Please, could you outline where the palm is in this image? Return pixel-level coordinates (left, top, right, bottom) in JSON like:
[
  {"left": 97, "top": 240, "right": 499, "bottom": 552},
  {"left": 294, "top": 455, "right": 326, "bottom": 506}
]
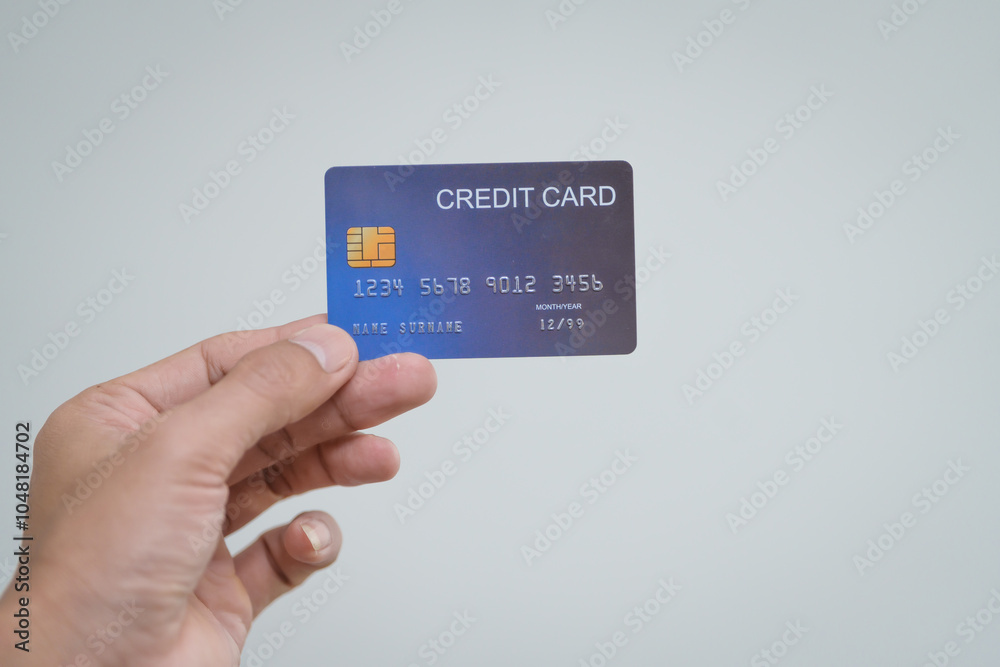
[{"left": 36, "top": 388, "right": 251, "bottom": 664}]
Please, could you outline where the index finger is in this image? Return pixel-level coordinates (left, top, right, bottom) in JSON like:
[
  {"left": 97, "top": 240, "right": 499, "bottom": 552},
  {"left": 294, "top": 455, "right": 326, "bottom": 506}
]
[{"left": 150, "top": 323, "right": 360, "bottom": 480}]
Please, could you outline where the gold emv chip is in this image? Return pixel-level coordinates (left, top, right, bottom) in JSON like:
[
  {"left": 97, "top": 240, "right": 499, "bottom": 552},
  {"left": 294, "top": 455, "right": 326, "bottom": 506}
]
[{"left": 347, "top": 226, "right": 395, "bottom": 268}]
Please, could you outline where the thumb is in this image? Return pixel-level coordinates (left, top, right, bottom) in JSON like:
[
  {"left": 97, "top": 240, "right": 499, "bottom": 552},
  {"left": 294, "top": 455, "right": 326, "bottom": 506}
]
[{"left": 153, "top": 323, "right": 359, "bottom": 481}]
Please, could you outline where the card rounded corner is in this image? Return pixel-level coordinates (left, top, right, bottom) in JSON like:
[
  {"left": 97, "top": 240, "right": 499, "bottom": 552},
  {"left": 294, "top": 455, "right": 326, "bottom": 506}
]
[{"left": 615, "top": 159, "right": 634, "bottom": 177}]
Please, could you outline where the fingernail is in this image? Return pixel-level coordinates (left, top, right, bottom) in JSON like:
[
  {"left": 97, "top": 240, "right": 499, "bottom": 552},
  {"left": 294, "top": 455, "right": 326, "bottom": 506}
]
[
  {"left": 301, "top": 519, "right": 332, "bottom": 552},
  {"left": 289, "top": 325, "right": 354, "bottom": 373}
]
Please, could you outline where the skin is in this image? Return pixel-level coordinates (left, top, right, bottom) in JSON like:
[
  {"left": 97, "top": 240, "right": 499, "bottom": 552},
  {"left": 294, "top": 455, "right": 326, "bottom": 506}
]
[{"left": 0, "top": 315, "right": 437, "bottom": 666}]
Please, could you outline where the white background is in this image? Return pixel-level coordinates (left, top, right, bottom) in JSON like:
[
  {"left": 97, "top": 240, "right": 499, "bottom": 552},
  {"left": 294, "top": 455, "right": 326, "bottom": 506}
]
[{"left": 2, "top": 1, "right": 999, "bottom": 665}]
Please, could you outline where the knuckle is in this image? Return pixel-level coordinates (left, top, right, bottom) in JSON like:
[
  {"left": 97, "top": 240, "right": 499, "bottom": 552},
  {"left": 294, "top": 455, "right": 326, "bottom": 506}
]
[
  {"left": 258, "top": 428, "right": 301, "bottom": 462},
  {"left": 262, "top": 464, "right": 294, "bottom": 499},
  {"left": 200, "top": 331, "right": 249, "bottom": 384},
  {"left": 331, "top": 395, "right": 361, "bottom": 434}
]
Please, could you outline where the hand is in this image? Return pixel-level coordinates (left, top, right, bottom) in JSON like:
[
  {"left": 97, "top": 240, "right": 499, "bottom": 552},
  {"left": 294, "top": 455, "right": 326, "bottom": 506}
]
[{"left": 1, "top": 315, "right": 436, "bottom": 666}]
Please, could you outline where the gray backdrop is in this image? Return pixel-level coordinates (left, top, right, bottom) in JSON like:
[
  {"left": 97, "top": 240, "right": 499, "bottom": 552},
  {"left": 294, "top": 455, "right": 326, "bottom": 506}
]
[{"left": 2, "top": 1, "right": 999, "bottom": 665}]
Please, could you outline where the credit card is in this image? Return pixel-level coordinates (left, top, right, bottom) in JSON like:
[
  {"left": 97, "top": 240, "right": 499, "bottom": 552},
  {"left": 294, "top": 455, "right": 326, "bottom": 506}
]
[{"left": 325, "top": 160, "right": 636, "bottom": 360}]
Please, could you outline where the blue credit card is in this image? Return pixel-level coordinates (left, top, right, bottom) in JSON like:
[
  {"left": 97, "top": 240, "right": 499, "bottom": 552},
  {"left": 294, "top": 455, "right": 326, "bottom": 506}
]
[{"left": 325, "top": 161, "right": 636, "bottom": 360}]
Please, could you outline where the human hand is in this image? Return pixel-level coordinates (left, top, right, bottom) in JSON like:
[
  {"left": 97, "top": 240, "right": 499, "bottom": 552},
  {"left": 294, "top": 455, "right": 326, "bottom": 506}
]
[{"left": 1, "top": 315, "right": 436, "bottom": 666}]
